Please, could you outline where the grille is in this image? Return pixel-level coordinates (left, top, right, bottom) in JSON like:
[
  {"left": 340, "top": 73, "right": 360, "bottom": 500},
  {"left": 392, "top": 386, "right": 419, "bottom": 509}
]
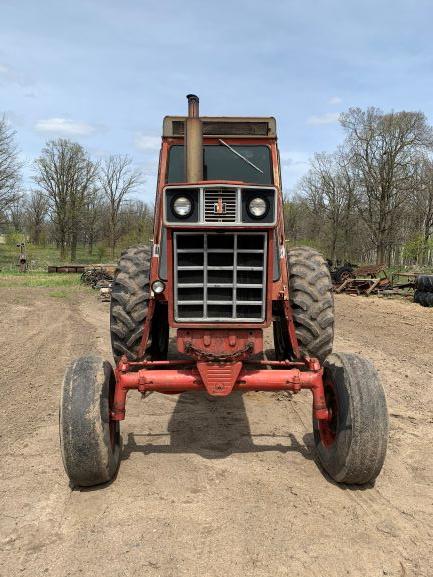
[
  {"left": 174, "top": 232, "right": 266, "bottom": 322},
  {"left": 204, "top": 188, "right": 237, "bottom": 223}
]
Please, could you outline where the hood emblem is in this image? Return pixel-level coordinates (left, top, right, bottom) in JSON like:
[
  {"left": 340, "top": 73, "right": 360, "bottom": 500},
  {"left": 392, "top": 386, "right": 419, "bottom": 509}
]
[{"left": 214, "top": 197, "right": 226, "bottom": 214}]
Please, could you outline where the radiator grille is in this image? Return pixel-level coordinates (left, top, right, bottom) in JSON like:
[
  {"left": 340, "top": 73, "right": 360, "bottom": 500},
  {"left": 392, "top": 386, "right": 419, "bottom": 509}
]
[
  {"left": 204, "top": 188, "right": 237, "bottom": 223},
  {"left": 174, "top": 232, "right": 266, "bottom": 322}
]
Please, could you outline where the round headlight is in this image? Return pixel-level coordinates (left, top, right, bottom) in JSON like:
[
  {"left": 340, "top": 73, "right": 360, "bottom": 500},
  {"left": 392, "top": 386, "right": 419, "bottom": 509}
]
[
  {"left": 172, "top": 195, "right": 192, "bottom": 217},
  {"left": 152, "top": 280, "right": 165, "bottom": 294},
  {"left": 248, "top": 197, "right": 267, "bottom": 218}
]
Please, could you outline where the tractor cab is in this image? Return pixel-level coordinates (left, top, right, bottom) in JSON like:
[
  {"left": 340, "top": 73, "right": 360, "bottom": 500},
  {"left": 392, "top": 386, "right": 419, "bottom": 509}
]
[{"left": 154, "top": 95, "right": 283, "bottom": 329}]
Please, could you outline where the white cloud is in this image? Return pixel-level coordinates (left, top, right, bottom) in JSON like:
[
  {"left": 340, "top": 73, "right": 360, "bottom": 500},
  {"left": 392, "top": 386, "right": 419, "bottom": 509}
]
[
  {"left": 307, "top": 112, "right": 340, "bottom": 126},
  {"left": 279, "top": 150, "right": 310, "bottom": 188},
  {"left": 134, "top": 133, "right": 161, "bottom": 151},
  {"left": 328, "top": 96, "right": 342, "bottom": 105},
  {"left": 0, "top": 64, "right": 9, "bottom": 74},
  {"left": 34, "top": 117, "right": 97, "bottom": 136},
  {"left": 279, "top": 150, "right": 309, "bottom": 167}
]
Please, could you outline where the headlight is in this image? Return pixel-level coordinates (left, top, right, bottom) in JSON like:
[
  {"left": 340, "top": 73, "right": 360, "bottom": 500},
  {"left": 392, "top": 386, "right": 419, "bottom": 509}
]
[
  {"left": 247, "top": 197, "right": 267, "bottom": 218},
  {"left": 151, "top": 280, "right": 165, "bottom": 294},
  {"left": 172, "top": 195, "right": 192, "bottom": 217}
]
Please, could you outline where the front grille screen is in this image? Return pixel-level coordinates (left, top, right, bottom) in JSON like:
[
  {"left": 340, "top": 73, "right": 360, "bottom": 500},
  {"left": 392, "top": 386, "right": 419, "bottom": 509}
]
[{"left": 174, "top": 232, "right": 266, "bottom": 322}]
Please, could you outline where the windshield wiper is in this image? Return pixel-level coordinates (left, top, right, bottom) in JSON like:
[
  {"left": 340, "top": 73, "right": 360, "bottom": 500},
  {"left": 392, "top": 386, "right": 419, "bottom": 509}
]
[{"left": 218, "top": 139, "right": 264, "bottom": 174}]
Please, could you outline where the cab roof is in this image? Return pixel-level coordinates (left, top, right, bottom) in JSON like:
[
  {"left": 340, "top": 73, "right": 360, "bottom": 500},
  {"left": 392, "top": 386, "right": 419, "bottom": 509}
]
[{"left": 163, "top": 116, "right": 277, "bottom": 139}]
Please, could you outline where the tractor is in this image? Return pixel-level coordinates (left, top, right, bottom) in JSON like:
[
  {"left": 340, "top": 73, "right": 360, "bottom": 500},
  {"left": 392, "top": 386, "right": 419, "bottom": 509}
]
[{"left": 60, "top": 95, "right": 388, "bottom": 487}]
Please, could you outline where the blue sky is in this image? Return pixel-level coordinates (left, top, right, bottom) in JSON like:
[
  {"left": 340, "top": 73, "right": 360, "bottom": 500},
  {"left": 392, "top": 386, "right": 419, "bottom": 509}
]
[{"left": 1, "top": 0, "right": 433, "bottom": 202}]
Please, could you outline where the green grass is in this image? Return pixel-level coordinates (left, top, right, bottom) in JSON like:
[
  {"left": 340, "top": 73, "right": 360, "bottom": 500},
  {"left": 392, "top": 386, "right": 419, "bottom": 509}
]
[
  {"left": 0, "top": 271, "right": 83, "bottom": 288},
  {"left": 48, "top": 289, "right": 69, "bottom": 298},
  {"left": 0, "top": 243, "right": 117, "bottom": 272}
]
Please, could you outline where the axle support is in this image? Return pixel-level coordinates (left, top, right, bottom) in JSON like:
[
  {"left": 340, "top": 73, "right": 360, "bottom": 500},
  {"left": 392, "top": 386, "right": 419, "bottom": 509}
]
[{"left": 113, "top": 364, "right": 328, "bottom": 422}]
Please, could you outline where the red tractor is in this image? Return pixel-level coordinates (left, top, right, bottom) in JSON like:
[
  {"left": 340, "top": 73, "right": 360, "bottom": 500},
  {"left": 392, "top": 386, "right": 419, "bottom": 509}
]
[{"left": 60, "top": 95, "right": 388, "bottom": 487}]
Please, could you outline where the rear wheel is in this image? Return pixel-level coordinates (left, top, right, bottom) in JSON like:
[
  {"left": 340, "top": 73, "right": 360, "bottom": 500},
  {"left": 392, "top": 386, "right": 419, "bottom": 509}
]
[
  {"left": 59, "top": 355, "right": 120, "bottom": 487},
  {"left": 333, "top": 265, "right": 354, "bottom": 285},
  {"left": 286, "top": 246, "right": 334, "bottom": 363},
  {"left": 313, "top": 352, "right": 388, "bottom": 484},
  {"left": 110, "top": 245, "right": 169, "bottom": 363}
]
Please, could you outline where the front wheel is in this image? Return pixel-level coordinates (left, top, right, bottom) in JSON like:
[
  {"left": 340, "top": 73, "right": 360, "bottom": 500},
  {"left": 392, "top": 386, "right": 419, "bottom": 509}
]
[
  {"left": 59, "top": 356, "right": 121, "bottom": 487},
  {"left": 313, "top": 352, "right": 388, "bottom": 485}
]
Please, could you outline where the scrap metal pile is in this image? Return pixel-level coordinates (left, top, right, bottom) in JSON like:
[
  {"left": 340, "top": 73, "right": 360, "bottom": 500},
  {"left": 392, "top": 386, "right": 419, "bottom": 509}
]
[
  {"left": 333, "top": 265, "right": 433, "bottom": 306},
  {"left": 334, "top": 264, "right": 392, "bottom": 296}
]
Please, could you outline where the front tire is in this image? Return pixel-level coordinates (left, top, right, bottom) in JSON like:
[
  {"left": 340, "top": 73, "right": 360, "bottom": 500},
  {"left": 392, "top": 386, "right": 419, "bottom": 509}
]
[
  {"left": 313, "top": 352, "right": 388, "bottom": 485},
  {"left": 59, "top": 355, "right": 121, "bottom": 487}
]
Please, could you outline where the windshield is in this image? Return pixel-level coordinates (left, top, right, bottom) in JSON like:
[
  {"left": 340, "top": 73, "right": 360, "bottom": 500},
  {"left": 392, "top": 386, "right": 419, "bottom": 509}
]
[{"left": 167, "top": 145, "right": 273, "bottom": 184}]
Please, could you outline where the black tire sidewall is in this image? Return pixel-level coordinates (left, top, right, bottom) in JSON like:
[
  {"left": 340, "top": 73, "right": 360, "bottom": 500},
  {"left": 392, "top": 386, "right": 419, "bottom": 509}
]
[
  {"left": 60, "top": 356, "right": 120, "bottom": 487},
  {"left": 313, "top": 352, "right": 388, "bottom": 484}
]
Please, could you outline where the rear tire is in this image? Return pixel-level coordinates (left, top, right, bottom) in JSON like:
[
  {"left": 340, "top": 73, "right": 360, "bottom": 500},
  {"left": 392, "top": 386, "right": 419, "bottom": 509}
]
[
  {"left": 313, "top": 352, "right": 388, "bottom": 485},
  {"left": 59, "top": 355, "right": 120, "bottom": 487},
  {"left": 287, "top": 246, "right": 334, "bottom": 363},
  {"left": 416, "top": 274, "right": 433, "bottom": 292},
  {"left": 414, "top": 290, "right": 433, "bottom": 307},
  {"left": 110, "top": 245, "right": 169, "bottom": 363}
]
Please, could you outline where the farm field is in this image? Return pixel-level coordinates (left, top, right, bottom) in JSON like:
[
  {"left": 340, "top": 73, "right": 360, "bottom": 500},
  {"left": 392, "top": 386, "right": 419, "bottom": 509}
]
[{"left": 0, "top": 287, "right": 432, "bottom": 577}]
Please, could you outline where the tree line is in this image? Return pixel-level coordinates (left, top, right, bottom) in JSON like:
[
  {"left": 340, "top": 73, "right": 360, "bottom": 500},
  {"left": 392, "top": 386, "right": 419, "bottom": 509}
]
[
  {"left": 0, "top": 118, "right": 154, "bottom": 262},
  {"left": 2, "top": 107, "right": 433, "bottom": 267},
  {"left": 285, "top": 107, "right": 433, "bottom": 267}
]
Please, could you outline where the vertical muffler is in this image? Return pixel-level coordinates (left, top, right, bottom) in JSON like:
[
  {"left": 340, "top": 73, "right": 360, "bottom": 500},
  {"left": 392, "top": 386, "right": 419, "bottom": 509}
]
[{"left": 185, "top": 94, "right": 203, "bottom": 182}]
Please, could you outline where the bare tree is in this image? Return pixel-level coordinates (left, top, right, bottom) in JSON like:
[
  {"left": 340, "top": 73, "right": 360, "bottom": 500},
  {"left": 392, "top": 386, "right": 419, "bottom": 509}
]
[
  {"left": 82, "top": 188, "right": 103, "bottom": 255},
  {"left": 299, "top": 152, "right": 350, "bottom": 261},
  {"left": 26, "top": 190, "right": 49, "bottom": 245},
  {"left": 8, "top": 196, "right": 26, "bottom": 232},
  {"left": 99, "top": 155, "right": 142, "bottom": 257},
  {"left": 68, "top": 156, "right": 98, "bottom": 261},
  {"left": 408, "top": 156, "right": 433, "bottom": 265},
  {"left": 0, "top": 115, "right": 21, "bottom": 224},
  {"left": 34, "top": 139, "right": 97, "bottom": 260},
  {"left": 283, "top": 192, "right": 315, "bottom": 246},
  {"left": 340, "top": 107, "right": 433, "bottom": 263},
  {"left": 118, "top": 199, "right": 154, "bottom": 246}
]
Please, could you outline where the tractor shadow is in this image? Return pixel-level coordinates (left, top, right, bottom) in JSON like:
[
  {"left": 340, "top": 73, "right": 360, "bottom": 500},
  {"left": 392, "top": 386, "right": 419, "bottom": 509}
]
[{"left": 121, "top": 391, "right": 314, "bottom": 461}]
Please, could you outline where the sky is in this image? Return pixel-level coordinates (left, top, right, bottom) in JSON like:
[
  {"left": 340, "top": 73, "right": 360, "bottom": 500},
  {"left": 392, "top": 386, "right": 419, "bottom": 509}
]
[{"left": 1, "top": 0, "right": 433, "bottom": 202}]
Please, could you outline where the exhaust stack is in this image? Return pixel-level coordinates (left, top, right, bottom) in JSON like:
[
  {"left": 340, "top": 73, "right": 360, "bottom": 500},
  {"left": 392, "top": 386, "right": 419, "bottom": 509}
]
[{"left": 185, "top": 94, "right": 203, "bottom": 182}]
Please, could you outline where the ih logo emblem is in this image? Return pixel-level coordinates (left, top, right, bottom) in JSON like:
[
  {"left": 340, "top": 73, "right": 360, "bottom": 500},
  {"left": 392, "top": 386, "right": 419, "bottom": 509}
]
[{"left": 214, "top": 197, "right": 226, "bottom": 214}]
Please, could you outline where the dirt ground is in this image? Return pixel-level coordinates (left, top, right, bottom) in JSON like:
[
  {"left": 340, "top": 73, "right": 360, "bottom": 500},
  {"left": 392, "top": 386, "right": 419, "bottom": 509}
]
[{"left": 1, "top": 288, "right": 432, "bottom": 577}]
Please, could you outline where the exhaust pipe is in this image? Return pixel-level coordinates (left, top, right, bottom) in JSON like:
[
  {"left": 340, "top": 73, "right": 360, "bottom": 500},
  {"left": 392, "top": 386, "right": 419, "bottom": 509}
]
[{"left": 185, "top": 94, "right": 203, "bottom": 182}]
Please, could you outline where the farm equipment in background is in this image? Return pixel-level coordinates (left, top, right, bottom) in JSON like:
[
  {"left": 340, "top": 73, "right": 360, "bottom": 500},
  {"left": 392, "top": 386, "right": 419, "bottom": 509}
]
[
  {"left": 59, "top": 95, "right": 388, "bottom": 488},
  {"left": 334, "top": 264, "right": 391, "bottom": 296},
  {"left": 326, "top": 260, "right": 357, "bottom": 285},
  {"left": 334, "top": 266, "right": 433, "bottom": 302}
]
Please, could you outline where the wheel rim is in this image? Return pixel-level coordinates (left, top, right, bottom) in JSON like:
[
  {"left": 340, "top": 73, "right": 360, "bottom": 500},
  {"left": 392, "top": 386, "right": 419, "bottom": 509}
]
[{"left": 318, "top": 377, "right": 339, "bottom": 447}]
